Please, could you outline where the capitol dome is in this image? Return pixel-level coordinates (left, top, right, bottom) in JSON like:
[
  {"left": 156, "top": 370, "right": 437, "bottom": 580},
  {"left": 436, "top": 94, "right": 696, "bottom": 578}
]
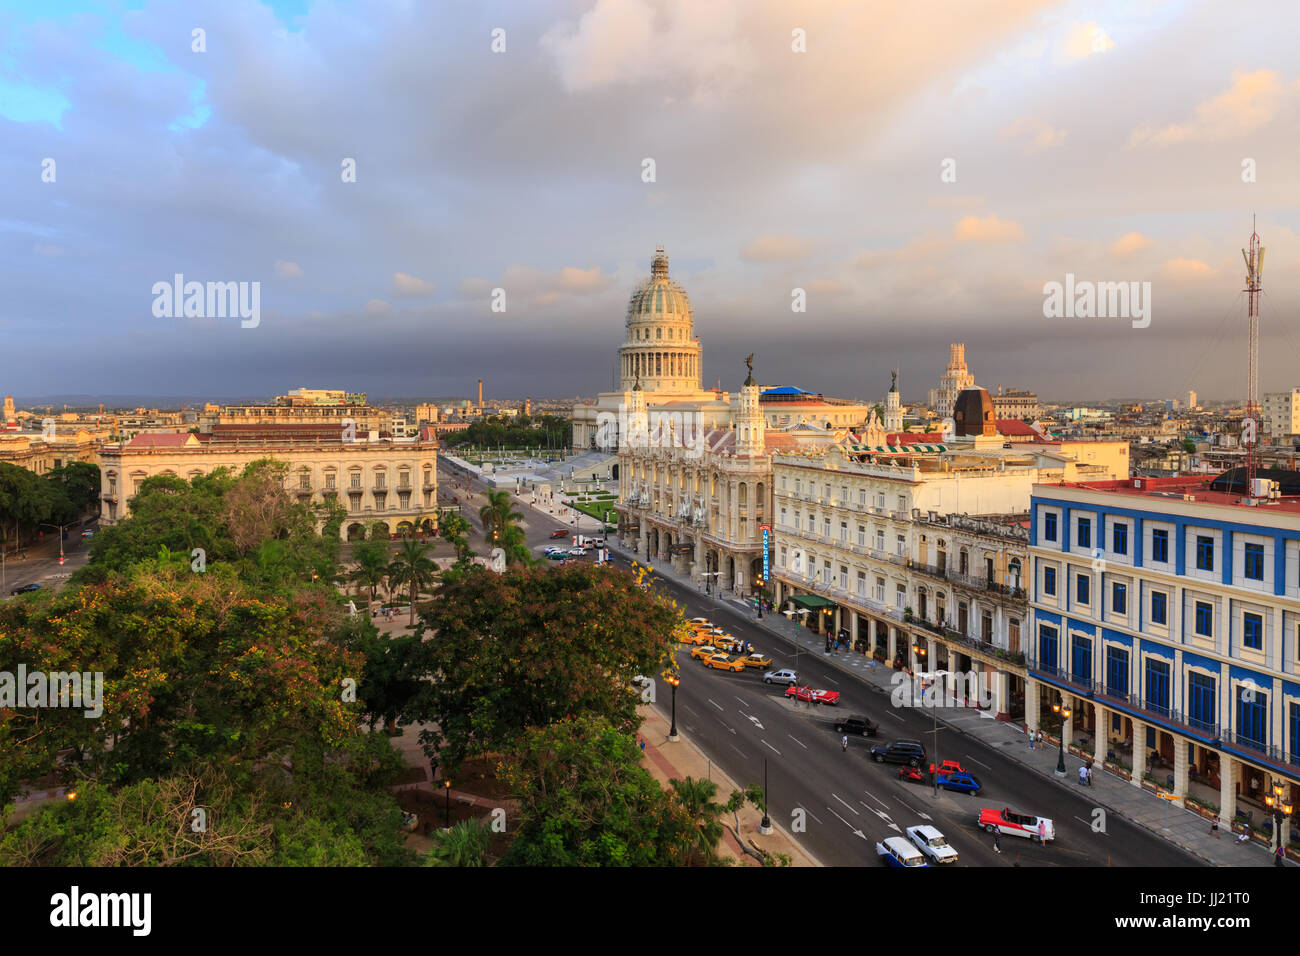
[
  {"left": 618, "top": 246, "right": 702, "bottom": 394},
  {"left": 626, "top": 247, "right": 693, "bottom": 325}
]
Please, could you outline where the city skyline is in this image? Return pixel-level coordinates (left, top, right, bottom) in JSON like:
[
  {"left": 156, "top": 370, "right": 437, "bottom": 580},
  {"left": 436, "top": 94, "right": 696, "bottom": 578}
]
[{"left": 3, "top": 1, "right": 1299, "bottom": 401}]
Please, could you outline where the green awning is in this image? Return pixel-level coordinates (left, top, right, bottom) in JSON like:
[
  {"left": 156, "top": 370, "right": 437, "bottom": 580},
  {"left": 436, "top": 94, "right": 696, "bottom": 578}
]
[{"left": 790, "top": 594, "right": 836, "bottom": 610}]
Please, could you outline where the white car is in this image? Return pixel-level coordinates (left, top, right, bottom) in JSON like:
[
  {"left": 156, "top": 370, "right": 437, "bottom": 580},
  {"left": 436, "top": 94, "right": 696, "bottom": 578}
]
[
  {"left": 568, "top": 547, "right": 588, "bottom": 556},
  {"left": 875, "top": 835, "right": 928, "bottom": 868},
  {"left": 906, "top": 825, "right": 958, "bottom": 864},
  {"left": 763, "top": 668, "right": 798, "bottom": 686}
]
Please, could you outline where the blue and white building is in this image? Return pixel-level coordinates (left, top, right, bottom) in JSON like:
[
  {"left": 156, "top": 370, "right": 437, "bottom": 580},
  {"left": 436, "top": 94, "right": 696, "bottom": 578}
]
[{"left": 1028, "top": 474, "right": 1300, "bottom": 839}]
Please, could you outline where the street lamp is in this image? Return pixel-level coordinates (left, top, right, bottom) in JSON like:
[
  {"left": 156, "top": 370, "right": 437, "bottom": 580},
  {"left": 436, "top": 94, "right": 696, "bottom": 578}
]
[
  {"left": 38, "top": 522, "right": 70, "bottom": 566},
  {"left": 443, "top": 779, "right": 452, "bottom": 830},
  {"left": 759, "top": 757, "right": 773, "bottom": 835},
  {"left": 1264, "top": 780, "right": 1294, "bottom": 866},
  {"left": 665, "top": 672, "right": 680, "bottom": 742},
  {"left": 1052, "top": 697, "right": 1072, "bottom": 777}
]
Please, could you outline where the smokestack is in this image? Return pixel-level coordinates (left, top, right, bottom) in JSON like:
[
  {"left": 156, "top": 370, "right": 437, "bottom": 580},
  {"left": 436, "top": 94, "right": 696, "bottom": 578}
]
[{"left": 477, "top": 379, "right": 483, "bottom": 411}]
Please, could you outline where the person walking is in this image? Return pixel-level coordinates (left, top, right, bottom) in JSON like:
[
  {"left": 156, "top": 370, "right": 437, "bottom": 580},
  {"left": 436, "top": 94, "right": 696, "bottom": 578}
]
[
  {"left": 1087, "top": 765, "right": 1094, "bottom": 787},
  {"left": 841, "top": 735, "right": 849, "bottom": 753},
  {"left": 993, "top": 830, "right": 1002, "bottom": 854},
  {"left": 1037, "top": 730, "right": 1044, "bottom": 750},
  {"left": 1028, "top": 730, "right": 1036, "bottom": 752},
  {"left": 1211, "top": 818, "right": 1219, "bottom": 838}
]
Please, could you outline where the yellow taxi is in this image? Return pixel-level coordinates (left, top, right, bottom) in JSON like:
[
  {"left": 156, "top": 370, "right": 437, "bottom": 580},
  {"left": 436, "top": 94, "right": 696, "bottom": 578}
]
[
  {"left": 689, "top": 644, "right": 719, "bottom": 661},
  {"left": 679, "top": 629, "right": 715, "bottom": 646},
  {"left": 737, "top": 653, "right": 773, "bottom": 669},
  {"left": 713, "top": 636, "right": 744, "bottom": 654},
  {"left": 687, "top": 617, "right": 714, "bottom": 629},
  {"left": 702, "top": 654, "right": 746, "bottom": 673}
]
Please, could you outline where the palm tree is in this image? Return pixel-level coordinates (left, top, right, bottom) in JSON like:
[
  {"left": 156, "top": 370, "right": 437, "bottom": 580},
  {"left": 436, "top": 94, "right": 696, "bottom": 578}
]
[
  {"left": 669, "top": 776, "right": 726, "bottom": 865},
  {"left": 350, "top": 539, "right": 389, "bottom": 612},
  {"left": 387, "top": 538, "right": 437, "bottom": 626},
  {"left": 479, "top": 490, "right": 531, "bottom": 565},
  {"left": 423, "top": 819, "right": 494, "bottom": 867}
]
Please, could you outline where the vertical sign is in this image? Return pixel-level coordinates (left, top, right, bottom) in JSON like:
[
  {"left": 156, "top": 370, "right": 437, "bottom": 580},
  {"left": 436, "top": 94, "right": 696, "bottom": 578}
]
[{"left": 760, "top": 525, "right": 771, "bottom": 583}]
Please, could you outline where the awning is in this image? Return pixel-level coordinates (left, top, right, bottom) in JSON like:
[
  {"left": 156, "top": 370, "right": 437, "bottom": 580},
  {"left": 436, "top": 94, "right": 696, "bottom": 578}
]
[
  {"left": 790, "top": 594, "right": 836, "bottom": 610},
  {"left": 847, "top": 444, "right": 947, "bottom": 454}
]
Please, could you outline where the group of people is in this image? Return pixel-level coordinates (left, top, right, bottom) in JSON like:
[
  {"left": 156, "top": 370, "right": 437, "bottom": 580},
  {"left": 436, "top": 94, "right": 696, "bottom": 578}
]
[
  {"left": 1078, "top": 762, "right": 1095, "bottom": 786},
  {"left": 372, "top": 606, "right": 398, "bottom": 621},
  {"left": 1027, "top": 730, "right": 1045, "bottom": 750}
]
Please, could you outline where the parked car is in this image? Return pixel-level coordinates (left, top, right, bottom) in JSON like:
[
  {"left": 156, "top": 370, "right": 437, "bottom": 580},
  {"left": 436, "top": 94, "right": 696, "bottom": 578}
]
[
  {"left": 930, "top": 759, "right": 967, "bottom": 776},
  {"left": 549, "top": 529, "right": 570, "bottom": 539},
  {"left": 978, "top": 807, "right": 1055, "bottom": 843},
  {"left": 80, "top": 529, "right": 95, "bottom": 538},
  {"left": 870, "top": 740, "right": 927, "bottom": 767},
  {"left": 875, "top": 835, "right": 928, "bottom": 868},
  {"left": 702, "top": 654, "right": 746, "bottom": 673},
  {"left": 834, "top": 714, "right": 879, "bottom": 737},
  {"left": 10, "top": 583, "right": 42, "bottom": 596},
  {"left": 679, "top": 630, "right": 714, "bottom": 646},
  {"left": 712, "top": 636, "right": 744, "bottom": 654},
  {"left": 937, "top": 770, "right": 982, "bottom": 794},
  {"left": 687, "top": 617, "right": 713, "bottom": 628},
  {"left": 763, "top": 669, "right": 799, "bottom": 686},
  {"left": 737, "top": 653, "right": 773, "bottom": 669},
  {"left": 784, "top": 685, "right": 840, "bottom": 706},
  {"left": 545, "top": 549, "right": 567, "bottom": 560},
  {"left": 906, "top": 825, "right": 958, "bottom": 864},
  {"left": 689, "top": 645, "right": 719, "bottom": 661}
]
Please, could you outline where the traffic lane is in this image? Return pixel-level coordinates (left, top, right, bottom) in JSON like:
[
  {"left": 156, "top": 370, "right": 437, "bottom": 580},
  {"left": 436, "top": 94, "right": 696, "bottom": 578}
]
[
  {"left": 648, "top": 569, "right": 1201, "bottom": 866},
  {"left": 666, "top": 649, "right": 1061, "bottom": 867}
]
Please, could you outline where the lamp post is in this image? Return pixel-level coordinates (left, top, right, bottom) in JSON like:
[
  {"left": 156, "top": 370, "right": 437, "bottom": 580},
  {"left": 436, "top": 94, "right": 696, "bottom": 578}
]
[
  {"left": 38, "top": 522, "right": 70, "bottom": 566},
  {"left": 443, "top": 779, "right": 452, "bottom": 830},
  {"left": 1052, "top": 697, "right": 1072, "bottom": 777},
  {"left": 665, "top": 672, "right": 680, "bottom": 742},
  {"left": 759, "top": 757, "right": 773, "bottom": 834},
  {"left": 1264, "top": 780, "right": 1294, "bottom": 866}
]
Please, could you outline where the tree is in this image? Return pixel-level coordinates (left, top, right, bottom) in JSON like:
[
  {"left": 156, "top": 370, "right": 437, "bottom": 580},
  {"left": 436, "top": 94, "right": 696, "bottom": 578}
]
[
  {"left": 498, "top": 715, "right": 696, "bottom": 866},
  {"left": 1182, "top": 437, "right": 1197, "bottom": 454},
  {"left": 46, "top": 462, "right": 100, "bottom": 518},
  {"left": 478, "top": 489, "right": 526, "bottom": 561},
  {"left": 387, "top": 538, "right": 437, "bottom": 626},
  {"left": 438, "top": 511, "right": 474, "bottom": 565},
  {"left": 350, "top": 539, "right": 389, "bottom": 611},
  {"left": 408, "top": 564, "right": 681, "bottom": 771},
  {"left": 423, "top": 819, "right": 494, "bottom": 867},
  {"left": 668, "top": 776, "right": 727, "bottom": 865}
]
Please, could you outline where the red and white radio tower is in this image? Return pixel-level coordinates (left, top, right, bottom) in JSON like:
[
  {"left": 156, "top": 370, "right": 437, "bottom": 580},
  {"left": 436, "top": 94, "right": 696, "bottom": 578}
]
[{"left": 1242, "top": 217, "right": 1265, "bottom": 492}]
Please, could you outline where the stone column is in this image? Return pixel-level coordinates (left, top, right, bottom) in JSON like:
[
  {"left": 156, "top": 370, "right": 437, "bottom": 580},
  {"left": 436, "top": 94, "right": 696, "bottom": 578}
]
[
  {"left": 638, "top": 522, "right": 648, "bottom": 556},
  {"left": 1173, "top": 738, "right": 1189, "bottom": 798},
  {"left": 693, "top": 535, "right": 704, "bottom": 582},
  {"left": 927, "top": 636, "right": 937, "bottom": 677},
  {"left": 1025, "top": 677, "right": 1040, "bottom": 733},
  {"left": 991, "top": 667, "right": 1010, "bottom": 720},
  {"left": 888, "top": 625, "right": 898, "bottom": 664},
  {"left": 1131, "top": 719, "right": 1147, "bottom": 787},
  {"left": 850, "top": 612, "right": 859, "bottom": 651},
  {"left": 1219, "top": 755, "right": 1238, "bottom": 828},
  {"left": 1093, "top": 701, "right": 1107, "bottom": 767}
]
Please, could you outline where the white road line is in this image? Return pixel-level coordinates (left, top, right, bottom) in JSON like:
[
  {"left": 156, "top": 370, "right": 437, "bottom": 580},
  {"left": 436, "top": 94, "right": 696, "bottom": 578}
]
[
  {"left": 735, "top": 696, "right": 747, "bottom": 705},
  {"left": 824, "top": 677, "right": 840, "bottom": 685},
  {"left": 862, "top": 789, "right": 888, "bottom": 809},
  {"left": 826, "top": 807, "right": 857, "bottom": 832},
  {"left": 964, "top": 755, "right": 992, "bottom": 769},
  {"left": 730, "top": 743, "right": 748, "bottom": 759},
  {"left": 895, "top": 796, "right": 919, "bottom": 816},
  {"left": 831, "top": 793, "right": 860, "bottom": 816},
  {"left": 708, "top": 698, "right": 724, "bottom": 711},
  {"left": 787, "top": 734, "right": 807, "bottom": 749},
  {"left": 761, "top": 739, "right": 781, "bottom": 755},
  {"left": 682, "top": 704, "right": 700, "bottom": 717},
  {"left": 798, "top": 806, "right": 824, "bottom": 825},
  {"left": 1074, "top": 816, "right": 1106, "bottom": 833},
  {"left": 884, "top": 710, "right": 905, "bottom": 722}
]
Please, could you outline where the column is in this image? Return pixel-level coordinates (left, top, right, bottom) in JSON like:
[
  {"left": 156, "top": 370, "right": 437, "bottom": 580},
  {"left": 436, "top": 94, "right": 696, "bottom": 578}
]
[
  {"left": 1092, "top": 701, "right": 1107, "bottom": 766},
  {"left": 992, "top": 668, "right": 1010, "bottom": 720},
  {"left": 850, "top": 613, "right": 859, "bottom": 651},
  {"left": 1062, "top": 706, "right": 1074, "bottom": 762},
  {"left": 693, "top": 535, "right": 703, "bottom": 582},
  {"left": 638, "top": 523, "right": 648, "bottom": 556},
  {"left": 1173, "top": 737, "right": 1189, "bottom": 798},
  {"left": 834, "top": 606, "right": 842, "bottom": 638},
  {"left": 729, "top": 482, "right": 739, "bottom": 541},
  {"left": 888, "top": 625, "right": 899, "bottom": 665},
  {"left": 1026, "top": 676, "right": 1040, "bottom": 733},
  {"left": 927, "top": 637, "right": 937, "bottom": 677},
  {"left": 1219, "top": 755, "right": 1238, "bottom": 829},
  {"left": 1131, "top": 719, "right": 1146, "bottom": 786}
]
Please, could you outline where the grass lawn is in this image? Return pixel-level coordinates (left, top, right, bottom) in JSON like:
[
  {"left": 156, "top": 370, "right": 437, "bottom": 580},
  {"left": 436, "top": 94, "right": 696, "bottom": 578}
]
[{"left": 566, "top": 497, "right": 619, "bottom": 524}]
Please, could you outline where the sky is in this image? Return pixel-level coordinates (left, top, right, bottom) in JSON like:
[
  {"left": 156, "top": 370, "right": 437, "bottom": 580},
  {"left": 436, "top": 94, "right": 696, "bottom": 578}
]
[{"left": 2, "top": 0, "right": 1300, "bottom": 406}]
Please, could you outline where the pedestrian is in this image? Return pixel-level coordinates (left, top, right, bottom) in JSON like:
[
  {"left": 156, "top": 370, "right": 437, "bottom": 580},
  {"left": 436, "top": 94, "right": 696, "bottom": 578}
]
[
  {"left": 993, "top": 830, "right": 1001, "bottom": 854},
  {"left": 1277, "top": 843, "right": 1286, "bottom": 867},
  {"left": 1037, "top": 730, "right": 1044, "bottom": 749},
  {"left": 1087, "top": 765, "right": 1094, "bottom": 787},
  {"left": 841, "top": 735, "right": 848, "bottom": 752},
  {"left": 1211, "top": 818, "right": 1219, "bottom": 838},
  {"left": 1028, "top": 731, "right": 1035, "bottom": 752},
  {"left": 1078, "top": 765, "right": 1088, "bottom": 786},
  {"left": 1038, "top": 820, "right": 1046, "bottom": 843}
]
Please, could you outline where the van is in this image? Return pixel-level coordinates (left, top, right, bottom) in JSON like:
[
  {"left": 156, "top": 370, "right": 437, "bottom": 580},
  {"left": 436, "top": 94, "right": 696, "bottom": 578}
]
[{"left": 870, "top": 740, "right": 927, "bottom": 767}]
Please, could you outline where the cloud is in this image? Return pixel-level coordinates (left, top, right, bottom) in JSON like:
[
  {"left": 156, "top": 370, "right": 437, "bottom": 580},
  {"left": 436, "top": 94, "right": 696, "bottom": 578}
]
[
  {"left": 953, "top": 215, "right": 1024, "bottom": 243},
  {"left": 556, "top": 266, "right": 610, "bottom": 292},
  {"left": 1062, "top": 21, "right": 1114, "bottom": 60},
  {"left": 855, "top": 234, "right": 950, "bottom": 268},
  {"left": 34, "top": 244, "right": 63, "bottom": 257},
  {"left": 364, "top": 299, "right": 392, "bottom": 316},
  {"left": 1128, "top": 70, "right": 1292, "bottom": 147},
  {"left": 1000, "top": 116, "right": 1066, "bottom": 152},
  {"left": 392, "top": 272, "right": 437, "bottom": 297},
  {"left": 1112, "top": 233, "right": 1154, "bottom": 256},
  {"left": 740, "top": 235, "right": 815, "bottom": 263},
  {"left": 458, "top": 278, "right": 494, "bottom": 298},
  {"left": 274, "top": 260, "right": 303, "bottom": 278},
  {"left": 1161, "top": 258, "right": 1215, "bottom": 279}
]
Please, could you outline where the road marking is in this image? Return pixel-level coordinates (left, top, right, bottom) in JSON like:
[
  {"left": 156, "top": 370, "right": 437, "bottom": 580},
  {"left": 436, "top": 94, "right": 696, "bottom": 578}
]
[
  {"left": 824, "top": 677, "right": 840, "bottom": 685},
  {"left": 729, "top": 743, "right": 748, "bottom": 759},
  {"left": 798, "top": 805, "right": 824, "bottom": 825},
  {"left": 826, "top": 807, "right": 868, "bottom": 840},
  {"left": 787, "top": 734, "right": 807, "bottom": 749},
  {"left": 831, "top": 793, "right": 860, "bottom": 816},
  {"left": 743, "top": 713, "right": 766, "bottom": 731},
  {"left": 682, "top": 704, "right": 700, "bottom": 717},
  {"left": 895, "top": 796, "right": 919, "bottom": 816},
  {"left": 761, "top": 739, "right": 781, "bottom": 755},
  {"left": 707, "top": 698, "right": 724, "bottom": 711},
  {"left": 1074, "top": 816, "right": 1106, "bottom": 834},
  {"left": 862, "top": 789, "right": 888, "bottom": 809},
  {"left": 883, "top": 709, "right": 905, "bottom": 722},
  {"left": 735, "top": 696, "right": 747, "bottom": 705},
  {"left": 963, "top": 754, "right": 992, "bottom": 769}
]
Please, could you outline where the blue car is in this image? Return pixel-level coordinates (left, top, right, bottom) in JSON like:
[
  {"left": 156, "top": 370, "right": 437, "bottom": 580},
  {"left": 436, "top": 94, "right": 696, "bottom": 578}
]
[{"left": 937, "top": 770, "right": 982, "bottom": 794}]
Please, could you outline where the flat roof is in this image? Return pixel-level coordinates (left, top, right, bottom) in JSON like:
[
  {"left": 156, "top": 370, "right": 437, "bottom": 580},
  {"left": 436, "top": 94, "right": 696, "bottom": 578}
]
[{"left": 1040, "top": 475, "right": 1300, "bottom": 515}]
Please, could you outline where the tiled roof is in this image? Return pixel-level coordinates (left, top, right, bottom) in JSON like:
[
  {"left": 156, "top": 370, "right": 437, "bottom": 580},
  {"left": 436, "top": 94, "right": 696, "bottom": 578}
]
[{"left": 125, "top": 433, "right": 201, "bottom": 449}]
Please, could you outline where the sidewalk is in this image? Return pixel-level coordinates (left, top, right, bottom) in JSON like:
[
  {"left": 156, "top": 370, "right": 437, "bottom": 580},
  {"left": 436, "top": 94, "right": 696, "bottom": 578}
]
[
  {"left": 636, "top": 704, "right": 821, "bottom": 867},
  {"left": 599, "top": 533, "right": 1287, "bottom": 868}
]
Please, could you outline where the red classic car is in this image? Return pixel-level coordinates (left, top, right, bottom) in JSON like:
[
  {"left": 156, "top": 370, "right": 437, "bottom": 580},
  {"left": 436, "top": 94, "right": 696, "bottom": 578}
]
[
  {"left": 978, "top": 807, "right": 1055, "bottom": 843},
  {"left": 930, "top": 760, "right": 967, "bottom": 777},
  {"left": 784, "top": 685, "right": 841, "bottom": 706}
]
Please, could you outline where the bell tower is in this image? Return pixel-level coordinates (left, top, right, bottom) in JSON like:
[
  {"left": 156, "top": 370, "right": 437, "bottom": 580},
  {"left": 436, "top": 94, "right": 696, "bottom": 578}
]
[{"left": 735, "top": 354, "right": 764, "bottom": 456}]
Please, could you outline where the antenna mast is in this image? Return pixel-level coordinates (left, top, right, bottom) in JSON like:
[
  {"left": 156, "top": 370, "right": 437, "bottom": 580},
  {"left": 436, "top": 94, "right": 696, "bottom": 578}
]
[{"left": 1242, "top": 217, "right": 1265, "bottom": 492}]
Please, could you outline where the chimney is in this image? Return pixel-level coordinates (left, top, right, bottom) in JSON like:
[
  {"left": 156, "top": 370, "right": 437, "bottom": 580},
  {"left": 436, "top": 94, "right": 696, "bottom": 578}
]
[{"left": 477, "top": 379, "right": 483, "bottom": 411}]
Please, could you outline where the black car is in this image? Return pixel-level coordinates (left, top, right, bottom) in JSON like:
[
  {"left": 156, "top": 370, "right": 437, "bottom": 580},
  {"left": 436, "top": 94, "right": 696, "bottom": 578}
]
[
  {"left": 834, "top": 714, "right": 879, "bottom": 737},
  {"left": 10, "top": 583, "right": 42, "bottom": 596},
  {"left": 870, "top": 740, "right": 927, "bottom": 767}
]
